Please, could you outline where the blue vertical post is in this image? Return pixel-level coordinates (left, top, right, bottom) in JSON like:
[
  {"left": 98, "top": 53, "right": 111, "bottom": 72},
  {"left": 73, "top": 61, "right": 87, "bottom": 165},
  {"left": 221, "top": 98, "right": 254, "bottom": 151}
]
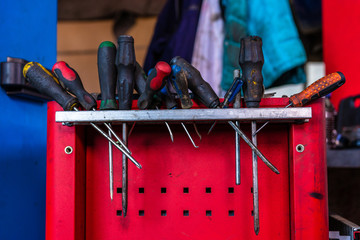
[{"left": 0, "top": 0, "right": 57, "bottom": 240}]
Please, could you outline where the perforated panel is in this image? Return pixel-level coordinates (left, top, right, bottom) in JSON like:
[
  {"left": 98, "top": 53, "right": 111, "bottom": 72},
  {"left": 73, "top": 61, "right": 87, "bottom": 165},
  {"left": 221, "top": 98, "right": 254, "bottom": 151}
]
[{"left": 85, "top": 122, "right": 290, "bottom": 239}]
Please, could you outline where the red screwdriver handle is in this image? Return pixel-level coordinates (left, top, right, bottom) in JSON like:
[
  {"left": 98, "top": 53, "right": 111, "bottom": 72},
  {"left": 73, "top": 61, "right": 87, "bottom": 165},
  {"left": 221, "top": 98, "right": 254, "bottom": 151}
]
[
  {"left": 52, "top": 61, "right": 97, "bottom": 110},
  {"left": 137, "top": 61, "right": 171, "bottom": 110},
  {"left": 290, "top": 72, "right": 345, "bottom": 107}
]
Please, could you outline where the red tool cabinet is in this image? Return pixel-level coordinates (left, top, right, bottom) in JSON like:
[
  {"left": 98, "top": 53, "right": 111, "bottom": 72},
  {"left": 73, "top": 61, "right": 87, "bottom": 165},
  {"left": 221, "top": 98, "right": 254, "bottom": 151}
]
[{"left": 46, "top": 98, "right": 327, "bottom": 240}]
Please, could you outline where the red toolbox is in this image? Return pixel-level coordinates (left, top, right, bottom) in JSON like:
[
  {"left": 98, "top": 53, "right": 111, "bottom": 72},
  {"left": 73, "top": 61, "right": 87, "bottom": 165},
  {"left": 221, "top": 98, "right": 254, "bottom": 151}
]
[{"left": 46, "top": 98, "right": 327, "bottom": 240}]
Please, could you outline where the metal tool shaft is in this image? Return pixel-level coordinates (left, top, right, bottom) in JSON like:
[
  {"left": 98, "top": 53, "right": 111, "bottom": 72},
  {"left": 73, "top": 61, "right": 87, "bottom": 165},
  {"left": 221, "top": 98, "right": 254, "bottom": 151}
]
[
  {"left": 227, "top": 121, "right": 279, "bottom": 174},
  {"left": 181, "top": 122, "right": 199, "bottom": 148},
  {"left": 74, "top": 108, "right": 141, "bottom": 169},
  {"left": 251, "top": 121, "right": 260, "bottom": 235},
  {"left": 108, "top": 126, "right": 113, "bottom": 200},
  {"left": 122, "top": 123, "right": 128, "bottom": 217},
  {"left": 235, "top": 120, "right": 241, "bottom": 185}
]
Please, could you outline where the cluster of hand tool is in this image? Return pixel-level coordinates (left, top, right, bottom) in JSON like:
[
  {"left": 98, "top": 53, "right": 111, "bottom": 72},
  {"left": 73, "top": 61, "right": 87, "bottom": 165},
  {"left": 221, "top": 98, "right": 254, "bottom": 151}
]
[{"left": 22, "top": 34, "right": 346, "bottom": 232}]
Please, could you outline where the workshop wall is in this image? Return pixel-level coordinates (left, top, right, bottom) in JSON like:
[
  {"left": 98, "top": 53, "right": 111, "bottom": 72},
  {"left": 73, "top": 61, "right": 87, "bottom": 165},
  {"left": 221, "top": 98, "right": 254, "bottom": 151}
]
[{"left": 0, "top": 0, "right": 57, "bottom": 240}]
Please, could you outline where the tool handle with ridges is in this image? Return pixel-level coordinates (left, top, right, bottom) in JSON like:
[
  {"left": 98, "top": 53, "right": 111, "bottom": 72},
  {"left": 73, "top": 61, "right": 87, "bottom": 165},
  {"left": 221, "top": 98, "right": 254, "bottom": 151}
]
[
  {"left": 23, "top": 62, "right": 79, "bottom": 110},
  {"left": 170, "top": 64, "right": 193, "bottom": 109},
  {"left": 289, "top": 72, "right": 345, "bottom": 107},
  {"left": 138, "top": 61, "right": 171, "bottom": 110},
  {"left": 116, "top": 35, "right": 135, "bottom": 110},
  {"left": 98, "top": 41, "right": 117, "bottom": 110},
  {"left": 52, "top": 61, "right": 97, "bottom": 110}
]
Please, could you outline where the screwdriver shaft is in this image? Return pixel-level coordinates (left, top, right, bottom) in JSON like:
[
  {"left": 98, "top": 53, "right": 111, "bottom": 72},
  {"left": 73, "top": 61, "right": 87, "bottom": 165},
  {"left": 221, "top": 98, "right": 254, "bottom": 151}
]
[
  {"left": 181, "top": 122, "right": 199, "bottom": 148},
  {"left": 251, "top": 121, "right": 260, "bottom": 235},
  {"left": 235, "top": 120, "right": 241, "bottom": 185},
  {"left": 74, "top": 108, "right": 141, "bottom": 169},
  {"left": 122, "top": 123, "right": 128, "bottom": 217},
  {"left": 108, "top": 126, "right": 113, "bottom": 200},
  {"left": 227, "top": 121, "right": 279, "bottom": 174}
]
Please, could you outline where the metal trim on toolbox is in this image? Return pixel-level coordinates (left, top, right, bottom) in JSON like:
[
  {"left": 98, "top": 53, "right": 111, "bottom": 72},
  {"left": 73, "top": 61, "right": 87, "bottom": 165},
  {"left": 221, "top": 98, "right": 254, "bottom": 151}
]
[{"left": 55, "top": 107, "right": 312, "bottom": 123}]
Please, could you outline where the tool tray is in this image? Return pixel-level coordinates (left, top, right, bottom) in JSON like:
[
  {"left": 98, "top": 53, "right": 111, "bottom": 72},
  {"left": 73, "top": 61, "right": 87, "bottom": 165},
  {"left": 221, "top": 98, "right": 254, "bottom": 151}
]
[{"left": 46, "top": 98, "right": 328, "bottom": 240}]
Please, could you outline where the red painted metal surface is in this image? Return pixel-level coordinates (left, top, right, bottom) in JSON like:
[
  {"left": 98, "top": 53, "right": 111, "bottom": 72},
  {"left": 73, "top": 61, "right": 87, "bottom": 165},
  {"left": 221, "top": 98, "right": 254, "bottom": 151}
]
[
  {"left": 323, "top": 0, "right": 360, "bottom": 109},
  {"left": 46, "top": 98, "right": 327, "bottom": 240}
]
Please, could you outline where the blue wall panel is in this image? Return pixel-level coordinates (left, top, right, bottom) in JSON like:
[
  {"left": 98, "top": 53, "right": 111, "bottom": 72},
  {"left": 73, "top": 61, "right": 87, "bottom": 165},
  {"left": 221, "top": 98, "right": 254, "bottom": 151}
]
[{"left": 0, "top": 0, "right": 57, "bottom": 239}]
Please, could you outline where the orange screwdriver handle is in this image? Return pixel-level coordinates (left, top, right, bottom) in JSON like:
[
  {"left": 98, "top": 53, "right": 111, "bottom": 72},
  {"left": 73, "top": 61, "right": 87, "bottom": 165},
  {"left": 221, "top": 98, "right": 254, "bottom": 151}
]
[{"left": 289, "top": 71, "right": 345, "bottom": 107}]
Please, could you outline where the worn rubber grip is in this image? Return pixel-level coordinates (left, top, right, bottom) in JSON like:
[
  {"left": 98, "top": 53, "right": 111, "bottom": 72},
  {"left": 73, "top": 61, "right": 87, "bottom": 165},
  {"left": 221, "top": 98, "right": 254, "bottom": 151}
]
[
  {"left": 98, "top": 41, "right": 117, "bottom": 110},
  {"left": 290, "top": 71, "right": 346, "bottom": 107},
  {"left": 170, "top": 56, "right": 219, "bottom": 108},
  {"left": 116, "top": 35, "right": 135, "bottom": 110},
  {"left": 138, "top": 61, "right": 171, "bottom": 110},
  {"left": 52, "top": 61, "right": 97, "bottom": 110},
  {"left": 134, "top": 62, "right": 147, "bottom": 95},
  {"left": 169, "top": 64, "right": 193, "bottom": 109},
  {"left": 239, "top": 36, "right": 264, "bottom": 108},
  {"left": 23, "top": 62, "right": 78, "bottom": 111}
]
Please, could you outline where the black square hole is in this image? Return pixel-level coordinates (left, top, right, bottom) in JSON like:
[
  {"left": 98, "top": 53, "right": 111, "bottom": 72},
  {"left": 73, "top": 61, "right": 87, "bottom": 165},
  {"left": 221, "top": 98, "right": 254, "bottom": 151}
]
[
  {"left": 116, "top": 210, "right": 122, "bottom": 216},
  {"left": 161, "top": 187, "right": 167, "bottom": 193},
  {"left": 206, "top": 210, "right": 212, "bottom": 216},
  {"left": 183, "top": 187, "right": 189, "bottom": 193},
  {"left": 228, "top": 187, "right": 234, "bottom": 193},
  {"left": 229, "top": 210, "right": 234, "bottom": 216},
  {"left": 183, "top": 210, "right": 189, "bottom": 216},
  {"left": 161, "top": 210, "right": 167, "bottom": 216},
  {"left": 139, "top": 210, "right": 144, "bottom": 216},
  {"left": 206, "top": 187, "right": 211, "bottom": 193},
  {"left": 139, "top": 188, "right": 144, "bottom": 193},
  {"left": 251, "top": 210, "right": 254, "bottom": 216},
  {"left": 117, "top": 188, "right": 122, "bottom": 193}
]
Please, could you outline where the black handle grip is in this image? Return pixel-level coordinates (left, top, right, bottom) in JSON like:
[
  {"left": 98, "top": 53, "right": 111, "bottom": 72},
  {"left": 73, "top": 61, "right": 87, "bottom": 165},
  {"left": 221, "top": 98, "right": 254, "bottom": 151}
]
[
  {"left": 23, "top": 62, "right": 79, "bottom": 111},
  {"left": 116, "top": 35, "right": 136, "bottom": 110},
  {"left": 98, "top": 41, "right": 117, "bottom": 110},
  {"left": 138, "top": 61, "right": 171, "bottom": 110},
  {"left": 134, "top": 62, "right": 147, "bottom": 95},
  {"left": 52, "top": 61, "right": 97, "bottom": 110},
  {"left": 170, "top": 56, "right": 219, "bottom": 108},
  {"left": 239, "top": 36, "right": 264, "bottom": 108},
  {"left": 169, "top": 64, "right": 193, "bottom": 109}
]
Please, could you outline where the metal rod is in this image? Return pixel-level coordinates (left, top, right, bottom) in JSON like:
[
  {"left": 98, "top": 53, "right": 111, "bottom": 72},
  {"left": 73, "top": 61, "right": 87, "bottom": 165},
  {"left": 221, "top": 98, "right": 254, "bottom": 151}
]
[
  {"left": 73, "top": 108, "right": 142, "bottom": 169},
  {"left": 155, "top": 106, "right": 174, "bottom": 142},
  {"left": 207, "top": 121, "right": 217, "bottom": 135},
  {"left": 227, "top": 121, "right": 279, "bottom": 174},
  {"left": 252, "top": 121, "right": 259, "bottom": 235},
  {"left": 122, "top": 123, "right": 128, "bottom": 217},
  {"left": 193, "top": 122, "right": 202, "bottom": 141},
  {"left": 108, "top": 125, "right": 113, "bottom": 200},
  {"left": 92, "top": 109, "right": 131, "bottom": 154},
  {"left": 181, "top": 122, "right": 199, "bottom": 148},
  {"left": 253, "top": 103, "right": 292, "bottom": 136},
  {"left": 235, "top": 120, "right": 241, "bottom": 185}
]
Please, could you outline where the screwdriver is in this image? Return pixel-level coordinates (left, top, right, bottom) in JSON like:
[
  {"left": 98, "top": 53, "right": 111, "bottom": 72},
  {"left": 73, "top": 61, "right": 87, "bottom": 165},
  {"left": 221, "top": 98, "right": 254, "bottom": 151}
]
[
  {"left": 253, "top": 71, "right": 346, "bottom": 136},
  {"left": 51, "top": 61, "right": 139, "bottom": 162},
  {"left": 97, "top": 41, "right": 118, "bottom": 201},
  {"left": 134, "top": 62, "right": 174, "bottom": 141},
  {"left": 240, "top": 36, "right": 264, "bottom": 235},
  {"left": 232, "top": 69, "right": 242, "bottom": 185},
  {"left": 116, "top": 35, "right": 136, "bottom": 217},
  {"left": 169, "top": 65, "right": 193, "bottom": 109},
  {"left": 170, "top": 57, "right": 279, "bottom": 173},
  {"left": 23, "top": 62, "right": 142, "bottom": 168}
]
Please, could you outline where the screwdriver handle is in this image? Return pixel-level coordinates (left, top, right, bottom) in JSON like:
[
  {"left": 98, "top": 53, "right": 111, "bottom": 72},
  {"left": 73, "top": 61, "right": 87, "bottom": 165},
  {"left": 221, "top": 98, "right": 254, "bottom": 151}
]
[
  {"left": 289, "top": 71, "right": 345, "bottom": 107},
  {"left": 222, "top": 77, "right": 243, "bottom": 108},
  {"left": 138, "top": 61, "right": 171, "bottom": 110},
  {"left": 52, "top": 61, "right": 97, "bottom": 110},
  {"left": 98, "top": 41, "right": 117, "bottom": 110},
  {"left": 159, "top": 86, "right": 178, "bottom": 109},
  {"left": 23, "top": 62, "right": 79, "bottom": 111},
  {"left": 134, "top": 62, "right": 147, "bottom": 95},
  {"left": 170, "top": 64, "right": 193, "bottom": 109},
  {"left": 170, "top": 56, "right": 220, "bottom": 108},
  {"left": 116, "top": 35, "right": 136, "bottom": 110},
  {"left": 239, "top": 36, "right": 264, "bottom": 108}
]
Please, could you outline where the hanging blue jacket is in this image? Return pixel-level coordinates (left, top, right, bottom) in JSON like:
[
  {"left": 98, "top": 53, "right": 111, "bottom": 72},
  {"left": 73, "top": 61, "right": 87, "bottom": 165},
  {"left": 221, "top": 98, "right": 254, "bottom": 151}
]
[{"left": 221, "top": 0, "right": 307, "bottom": 90}]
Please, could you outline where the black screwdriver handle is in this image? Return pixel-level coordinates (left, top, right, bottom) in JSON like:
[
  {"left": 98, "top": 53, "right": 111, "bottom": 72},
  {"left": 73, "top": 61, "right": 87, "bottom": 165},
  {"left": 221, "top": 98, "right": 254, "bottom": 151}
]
[
  {"left": 134, "top": 62, "right": 147, "bottom": 95},
  {"left": 98, "top": 41, "right": 117, "bottom": 110},
  {"left": 23, "top": 62, "right": 79, "bottom": 111},
  {"left": 239, "top": 36, "right": 264, "bottom": 108},
  {"left": 116, "top": 35, "right": 136, "bottom": 110},
  {"left": 170, "top": 64, "right": 193, "bottom": 109},
  {"left": 138, "top": 61, "right": 171, "bottom": 110},
  {"left": 170, "top": 56, "right": 219, "bottom": 108},
  {"left": 52, "top": 61, "right": 97, "bottom": 110}
]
